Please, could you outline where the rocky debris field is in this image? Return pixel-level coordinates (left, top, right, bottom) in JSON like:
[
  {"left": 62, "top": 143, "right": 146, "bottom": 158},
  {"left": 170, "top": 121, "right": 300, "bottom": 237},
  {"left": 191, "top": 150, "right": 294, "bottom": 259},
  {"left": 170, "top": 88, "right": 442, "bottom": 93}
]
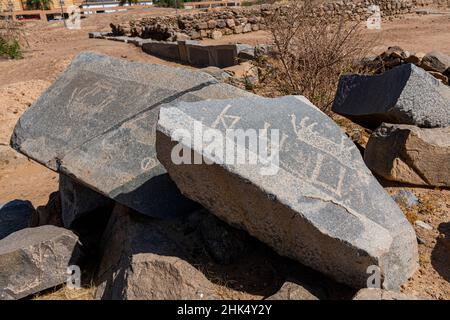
[
  {"left": 0, "top": 8, "right": 450, "bottom": 301},
  {"left": 0, "top": 45, "right": 448, "bottom": 300}
]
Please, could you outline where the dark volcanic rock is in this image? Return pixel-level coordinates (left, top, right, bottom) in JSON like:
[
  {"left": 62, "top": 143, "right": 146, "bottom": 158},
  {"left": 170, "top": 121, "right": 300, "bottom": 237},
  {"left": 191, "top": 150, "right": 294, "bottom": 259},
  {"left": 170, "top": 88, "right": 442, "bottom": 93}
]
[
  {"left": 10, "top": 52, "right": 252, "bottom": 219},
  {"left": 59, "top": 174, "right": 113, "bottom": 228},
  {"left": 0, "top": 200, "right": 34, "bottom": 240},
  {"left": 332, "top": 64, "right": 450, "bottom": 129},
  {"left": 156, "top": 95, "right": 418, "bottom": 289}
]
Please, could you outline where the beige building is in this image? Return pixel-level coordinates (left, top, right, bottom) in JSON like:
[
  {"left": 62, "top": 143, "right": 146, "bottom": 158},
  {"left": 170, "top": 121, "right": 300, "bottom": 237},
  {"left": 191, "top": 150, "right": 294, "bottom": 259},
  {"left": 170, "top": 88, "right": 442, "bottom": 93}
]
[{"left": 7, "top": 0, "right": 81, "bottom": 11}]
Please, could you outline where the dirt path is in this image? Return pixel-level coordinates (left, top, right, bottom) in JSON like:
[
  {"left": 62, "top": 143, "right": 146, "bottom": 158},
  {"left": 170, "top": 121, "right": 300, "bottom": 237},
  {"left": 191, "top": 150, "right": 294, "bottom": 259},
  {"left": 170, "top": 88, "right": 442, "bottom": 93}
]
[{"left": 0, "top": 8, "right": 449, "bottom": 299}]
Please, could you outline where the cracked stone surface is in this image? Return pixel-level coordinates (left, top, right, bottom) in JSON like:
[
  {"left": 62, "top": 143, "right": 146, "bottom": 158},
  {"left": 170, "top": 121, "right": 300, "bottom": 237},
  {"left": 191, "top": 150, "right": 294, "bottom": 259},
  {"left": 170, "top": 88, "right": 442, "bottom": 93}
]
[
  {"left": 332, "top": 63, "right": 450, "bottom": 129},
  {"left": 0, "top": 225, "right": 82, "bottom": 300},
  {"left": 10, "top": 52, "right": 252, "bottom": 218},
  {"left": 156, "top": 95, "right": 419, "bottom": 289},
  {"left": 364, "top": 123, "right": 450, "bottom": 187}
]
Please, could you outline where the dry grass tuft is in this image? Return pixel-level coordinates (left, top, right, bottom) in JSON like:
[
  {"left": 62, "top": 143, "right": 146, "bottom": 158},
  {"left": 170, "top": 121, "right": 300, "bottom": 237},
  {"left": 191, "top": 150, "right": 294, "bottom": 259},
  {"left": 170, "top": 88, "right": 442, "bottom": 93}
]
[{"left": 32, "top": 285, "right": 96, "bottom": 300}]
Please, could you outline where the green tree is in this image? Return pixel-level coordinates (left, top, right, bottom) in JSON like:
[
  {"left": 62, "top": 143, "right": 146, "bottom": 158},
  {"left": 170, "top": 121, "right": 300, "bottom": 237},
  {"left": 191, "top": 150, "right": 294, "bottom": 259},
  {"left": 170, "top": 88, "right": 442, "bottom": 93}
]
[{"left": 25, "top": 0, "right": 53, "bottom": 10}]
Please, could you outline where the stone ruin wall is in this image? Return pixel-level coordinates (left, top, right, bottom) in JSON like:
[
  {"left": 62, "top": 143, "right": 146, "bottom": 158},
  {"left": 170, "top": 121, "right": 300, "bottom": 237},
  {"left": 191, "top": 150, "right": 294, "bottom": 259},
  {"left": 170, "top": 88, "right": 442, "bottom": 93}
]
[{"left": 110, "top": 0, "right": 450, "bottom": 41}]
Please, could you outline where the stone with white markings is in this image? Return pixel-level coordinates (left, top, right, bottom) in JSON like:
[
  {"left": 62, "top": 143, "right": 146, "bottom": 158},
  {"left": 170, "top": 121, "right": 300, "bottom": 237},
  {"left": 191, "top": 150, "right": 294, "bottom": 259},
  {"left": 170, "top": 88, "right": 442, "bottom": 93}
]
[
  {"left": 0, "top": 225, "right": 82, "bottom": 300},
  {"left": 10, "top": 52, "right": 252, "bottom": 219},
  {"left": 332, "top": 64, "right": 450, "bottom": 129},
  {"left": 156, "top": 95, "right": 419, "bottom": 289}
]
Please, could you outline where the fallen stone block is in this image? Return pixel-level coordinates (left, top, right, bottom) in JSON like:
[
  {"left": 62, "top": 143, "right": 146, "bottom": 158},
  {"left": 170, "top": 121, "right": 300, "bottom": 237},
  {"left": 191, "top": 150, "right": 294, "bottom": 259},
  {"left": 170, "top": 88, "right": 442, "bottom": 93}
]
[
  {"left": 421, "top": 51, "right": 450, "bottom": 73},
  {"left": 156, "top": 95, "right": 418, "bottom": 289},
  {"left": 353, "top": 288, "right": 425, "bottom": 300},
  {"left": 237, "top": 44, "right": 256, "bottom": 61},
  {"left": 10, "top": 52, "right": 252, "bottom": 219},
  {"left": 95, "top": 205, "right": 220, "bottom": 300},
  {"left": 364, "top": 123, "right": 450, "bottom": 187},
  {"left": 59, "top": 174, "right": 113, "bottom": 228},
  {"left": 0, "top": 200, "right": 34, "bottom": 240},
  {"left": 0, "top": 225, "right": 82, "bottom": 300},
  {"left": 142, "top": 41, "right": 181, "bottom": 61},
  {"left": 332, "top": 63, "right": 450, "bottom": 128}
]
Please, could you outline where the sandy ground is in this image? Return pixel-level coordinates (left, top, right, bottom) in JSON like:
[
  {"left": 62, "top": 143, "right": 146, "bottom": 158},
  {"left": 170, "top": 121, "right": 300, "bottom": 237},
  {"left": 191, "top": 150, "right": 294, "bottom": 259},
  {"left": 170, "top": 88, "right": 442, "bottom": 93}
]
[{"left": 0, "top": 8, "right": 449, "bottom": 299}]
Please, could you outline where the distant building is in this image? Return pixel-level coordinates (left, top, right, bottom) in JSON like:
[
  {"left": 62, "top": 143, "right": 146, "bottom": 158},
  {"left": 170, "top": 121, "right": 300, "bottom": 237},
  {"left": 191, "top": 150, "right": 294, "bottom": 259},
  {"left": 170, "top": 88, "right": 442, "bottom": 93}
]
[{"left": 5, "top": 0, "right": 151, "bottom": 12}]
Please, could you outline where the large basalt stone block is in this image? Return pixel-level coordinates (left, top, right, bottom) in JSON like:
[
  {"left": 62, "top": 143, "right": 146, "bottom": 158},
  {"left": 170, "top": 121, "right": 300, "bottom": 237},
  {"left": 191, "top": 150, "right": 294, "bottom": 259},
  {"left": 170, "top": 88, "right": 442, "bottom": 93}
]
[
  {"left": 142, "top": 41, "right": 181, "bottom": 61},
  {"left": 364, "top": 123, "right": 450, "bottom": 187},
  {"left": 156, "top": 95, "right": 419, "bottom": 289},
  {"left": 332, "top": 64, "right": 450, "bottom": 129},
  {"left": 0, "top": 225, "right": 82, "bottom": 300},
  {"left": 10, "top": 52, "right": 252, "bottom": 219}
]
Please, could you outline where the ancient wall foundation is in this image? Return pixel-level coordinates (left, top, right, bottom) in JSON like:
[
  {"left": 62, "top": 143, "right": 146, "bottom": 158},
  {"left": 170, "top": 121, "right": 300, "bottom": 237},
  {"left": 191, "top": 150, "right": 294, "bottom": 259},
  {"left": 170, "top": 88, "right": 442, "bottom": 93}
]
[{"left": 109, "top": 1, "right": 450, "bottom": 41}]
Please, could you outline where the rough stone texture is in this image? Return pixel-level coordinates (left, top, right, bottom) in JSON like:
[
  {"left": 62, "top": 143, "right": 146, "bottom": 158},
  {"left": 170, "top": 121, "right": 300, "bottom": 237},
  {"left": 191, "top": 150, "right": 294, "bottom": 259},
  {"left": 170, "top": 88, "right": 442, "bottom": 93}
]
[
  {"left": 333, "top": 63, "right": 450, "bottom": 128},
  {"left": 0, "top": 200, "right": 34, "bottom": 240},
  {"left": 364, "top": 123, "right": 450, "bottom": 187},
  {"left": 31, "top": 191, "right": 63, "bottom": 227},
  {"left": 353, "top": 288, "right": 425, "bottom": 300},
  {"left": 156, "top": 95, "right": 419, "bottom": 289},
  {"left": 199, "top": 210, "right": 250, "bottom": 265},
  {"left": 0, "top": 225, "right": 82, "bottom": 300},
  {"left": 421, "top": 51, "right": 450, "bottom": 73},
  {"left": 60, "top": 174, "right": 113, "bottom": 228},
  {"left": 110, "top": 1, "right": 424, "bottom": 42},
  {"left": 10, "top": 52, "right": 252, "bottom": 219},
  {"left": 392, "top": 190, "right": 419, "bottom": 208},
  {"left": 95, "top": 204, "right": 220, "bottom": 300},
  {"left": 266, "top": 281, "right": 319, "bottom": 300},
  {"left": 199, "top": 66, "right": 232, "bottom": 82}
]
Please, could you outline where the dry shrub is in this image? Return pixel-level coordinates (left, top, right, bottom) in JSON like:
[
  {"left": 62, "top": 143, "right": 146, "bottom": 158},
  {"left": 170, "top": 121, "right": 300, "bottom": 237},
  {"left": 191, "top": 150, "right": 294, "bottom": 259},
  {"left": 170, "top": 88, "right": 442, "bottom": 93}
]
[
  {"left": 256, "top": 0, "right": 374, "bottom": 113},
  {"left": 0, "top": 1, "right": 27, "bottom": 59}
]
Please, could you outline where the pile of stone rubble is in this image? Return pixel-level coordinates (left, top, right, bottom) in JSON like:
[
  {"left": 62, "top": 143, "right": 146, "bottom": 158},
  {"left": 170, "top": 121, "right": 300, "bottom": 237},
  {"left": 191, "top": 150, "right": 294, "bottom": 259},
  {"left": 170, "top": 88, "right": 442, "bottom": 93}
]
[
  {"left": 364, "top": 46, "right": 450, "bottom": 85},
  {"left": 2, "top": 50, "right": 448, "bottom": 300}
]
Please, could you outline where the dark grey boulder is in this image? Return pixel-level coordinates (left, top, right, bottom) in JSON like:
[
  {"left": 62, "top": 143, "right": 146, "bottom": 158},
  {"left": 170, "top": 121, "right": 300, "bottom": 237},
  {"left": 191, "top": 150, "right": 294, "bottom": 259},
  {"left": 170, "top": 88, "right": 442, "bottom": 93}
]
[
  {"left": 156, "top": 95, "right": 419, "bottom": 289},
  {"left": 59, "top": 174, "right": 113, "bottom": 228},
  {"left": 332, "top": 63, "right": 450, "bottom": 129},
  {"left": 0, "top": 200, "right": 34, "bottom": 240},
  {"left": 10, "top": 52, "right": 252, "bottom": 219},
  {"left": 0, "top": 225, "right": 82, "bottom": 300}
]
